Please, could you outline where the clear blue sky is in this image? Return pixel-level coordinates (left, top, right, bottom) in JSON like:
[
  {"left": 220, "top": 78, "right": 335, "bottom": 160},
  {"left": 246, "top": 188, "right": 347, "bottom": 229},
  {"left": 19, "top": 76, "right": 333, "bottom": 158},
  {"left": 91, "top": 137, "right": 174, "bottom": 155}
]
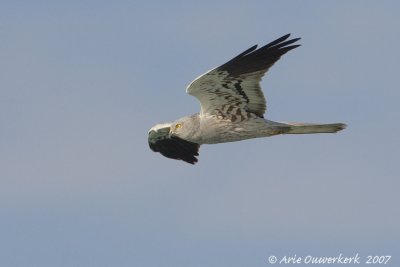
[{"left": 1, "top": 1, "right": 399, "bottom": 266}]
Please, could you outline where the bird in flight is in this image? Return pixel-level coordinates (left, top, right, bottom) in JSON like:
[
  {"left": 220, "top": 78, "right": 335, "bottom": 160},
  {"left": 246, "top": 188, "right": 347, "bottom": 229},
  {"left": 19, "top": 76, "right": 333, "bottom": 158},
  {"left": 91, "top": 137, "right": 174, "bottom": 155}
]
[{"left": 148, "top": 34, "right": 346, "bottom": 164}]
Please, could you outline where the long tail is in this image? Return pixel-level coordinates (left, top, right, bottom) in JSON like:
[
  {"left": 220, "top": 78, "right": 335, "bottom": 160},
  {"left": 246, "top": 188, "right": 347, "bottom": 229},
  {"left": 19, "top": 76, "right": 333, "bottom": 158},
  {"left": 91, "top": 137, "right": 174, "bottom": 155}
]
[{"left": 283, "top": 122, "right": 347, "bottom": 134}]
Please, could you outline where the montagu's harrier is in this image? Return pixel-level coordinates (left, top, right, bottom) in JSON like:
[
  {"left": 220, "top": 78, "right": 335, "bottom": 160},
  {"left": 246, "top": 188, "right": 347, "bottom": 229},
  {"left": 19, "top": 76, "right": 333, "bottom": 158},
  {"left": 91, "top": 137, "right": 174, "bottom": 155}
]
[{"left": 148, "top": 34, "right": 346, "bottom": 164}]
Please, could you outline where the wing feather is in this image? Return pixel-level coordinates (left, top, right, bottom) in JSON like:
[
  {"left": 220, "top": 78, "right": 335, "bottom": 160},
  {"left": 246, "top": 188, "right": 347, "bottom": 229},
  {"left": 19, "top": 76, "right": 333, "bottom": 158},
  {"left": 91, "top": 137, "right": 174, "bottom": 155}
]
[{"left": 187, "top": 34, "right": 300, "bottom": 118}]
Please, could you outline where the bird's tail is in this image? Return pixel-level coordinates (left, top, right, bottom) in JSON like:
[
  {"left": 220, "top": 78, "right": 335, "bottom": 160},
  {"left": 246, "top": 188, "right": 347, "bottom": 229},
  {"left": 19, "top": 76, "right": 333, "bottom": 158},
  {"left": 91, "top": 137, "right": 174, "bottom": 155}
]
[{"left": 282, "top": 122, "right": 347, "bottom": 134}]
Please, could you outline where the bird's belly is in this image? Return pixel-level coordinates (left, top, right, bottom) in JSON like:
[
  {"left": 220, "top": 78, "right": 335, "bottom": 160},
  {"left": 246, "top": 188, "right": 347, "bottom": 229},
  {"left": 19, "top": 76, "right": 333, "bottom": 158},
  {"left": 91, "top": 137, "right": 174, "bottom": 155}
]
[{"left": 197, "top": 117, "right": 280, "bottom": 144}]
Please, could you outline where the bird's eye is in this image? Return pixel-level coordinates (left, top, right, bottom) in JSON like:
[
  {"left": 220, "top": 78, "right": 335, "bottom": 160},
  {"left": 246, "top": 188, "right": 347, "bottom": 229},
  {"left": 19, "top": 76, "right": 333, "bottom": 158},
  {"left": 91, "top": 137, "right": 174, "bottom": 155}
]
[{"left": 175, "top": 123, "right": 182, "bottom": 129}]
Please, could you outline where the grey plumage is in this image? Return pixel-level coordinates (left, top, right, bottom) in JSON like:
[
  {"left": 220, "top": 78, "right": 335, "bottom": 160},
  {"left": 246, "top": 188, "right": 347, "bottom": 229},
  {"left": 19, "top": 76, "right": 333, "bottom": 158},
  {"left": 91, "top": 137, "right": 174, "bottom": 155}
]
[{"left": 148, "top": 34, "right": 346, "bottom": 164}]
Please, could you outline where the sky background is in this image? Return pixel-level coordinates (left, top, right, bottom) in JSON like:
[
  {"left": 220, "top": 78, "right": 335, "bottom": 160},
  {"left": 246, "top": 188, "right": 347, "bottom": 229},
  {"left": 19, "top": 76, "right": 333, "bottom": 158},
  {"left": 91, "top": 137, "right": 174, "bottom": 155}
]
[{"left": 1, "top": 1, "right": 399, "bottom": 266}]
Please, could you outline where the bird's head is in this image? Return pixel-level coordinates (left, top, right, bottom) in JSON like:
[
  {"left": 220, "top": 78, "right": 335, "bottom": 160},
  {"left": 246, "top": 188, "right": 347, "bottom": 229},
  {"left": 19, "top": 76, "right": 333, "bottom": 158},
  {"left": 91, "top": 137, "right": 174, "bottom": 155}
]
[
  {"left": 169, "top": 115, "right": 200, "bottom": 141},
  {"left": 148, "top": 121, "right": 200, "bottom": 164},
  {"left": 170, "top": 121, "right": 184, "bottom": 136}
]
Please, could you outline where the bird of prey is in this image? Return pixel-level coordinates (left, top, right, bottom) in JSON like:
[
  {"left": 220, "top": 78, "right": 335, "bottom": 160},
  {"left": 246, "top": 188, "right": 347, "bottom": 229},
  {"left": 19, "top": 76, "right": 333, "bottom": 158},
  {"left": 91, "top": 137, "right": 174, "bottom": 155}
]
[{"left": 148, "top": 34, "right": 346, "bottom": 164}]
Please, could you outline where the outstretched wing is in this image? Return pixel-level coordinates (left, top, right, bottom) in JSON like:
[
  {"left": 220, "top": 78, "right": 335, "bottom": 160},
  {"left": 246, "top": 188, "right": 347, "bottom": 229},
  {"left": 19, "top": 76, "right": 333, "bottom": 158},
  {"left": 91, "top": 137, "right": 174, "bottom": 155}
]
[
  {"left": 148, "top": 124, "right": 200, "bottom": 164},
  {"left": 187, "top": 34, "right": 300, "bottom": 119}
]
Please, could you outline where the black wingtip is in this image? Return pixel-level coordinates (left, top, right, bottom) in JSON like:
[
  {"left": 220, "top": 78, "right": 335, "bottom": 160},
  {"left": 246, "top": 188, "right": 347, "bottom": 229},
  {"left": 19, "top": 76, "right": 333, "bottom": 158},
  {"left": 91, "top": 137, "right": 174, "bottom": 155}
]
[
  {"left": 264, "top": 33, "right": 291, "bottom": 48},
  {"left": 230, "top": 44, "right": 258, "bottom": 61},
  {"left": 279, "top": 44, "right": 301, "bottom": 53},
  {"left": 262, "top": 34, "right": 301, "bottom": 50}
]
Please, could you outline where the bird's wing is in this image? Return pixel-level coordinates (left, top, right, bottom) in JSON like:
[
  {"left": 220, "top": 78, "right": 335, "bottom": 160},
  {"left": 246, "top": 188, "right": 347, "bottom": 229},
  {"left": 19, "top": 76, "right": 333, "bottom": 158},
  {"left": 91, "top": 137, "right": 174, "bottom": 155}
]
[
  {"left": 187, "top": 34, "right": 300, "bottom": 119},
  {"left": 148, "top": 124, "right": 200, "bottom": 164}
]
